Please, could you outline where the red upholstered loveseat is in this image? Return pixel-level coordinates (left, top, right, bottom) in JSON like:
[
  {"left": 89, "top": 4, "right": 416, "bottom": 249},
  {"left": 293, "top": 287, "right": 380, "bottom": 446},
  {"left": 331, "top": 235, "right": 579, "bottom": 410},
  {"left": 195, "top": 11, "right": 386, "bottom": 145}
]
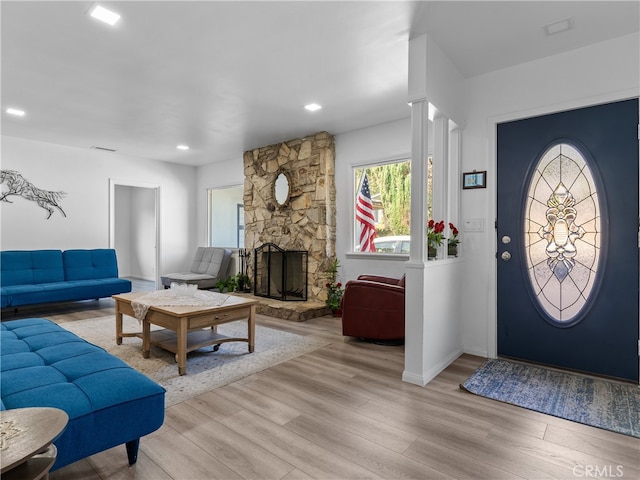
[{"left": 340, "top": 274, "right": 405, "bottom": 341}]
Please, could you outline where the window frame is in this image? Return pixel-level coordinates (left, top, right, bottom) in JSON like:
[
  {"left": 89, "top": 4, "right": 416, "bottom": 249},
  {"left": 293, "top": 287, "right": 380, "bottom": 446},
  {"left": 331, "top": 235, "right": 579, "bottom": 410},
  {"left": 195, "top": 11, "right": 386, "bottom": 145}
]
[
  {"left": 347, "top": 117, "right": 460, "bottom": 261},
  {"left": 350, "top": 155, "right": 414, "bottom": 257},
  {"left": 207, "top": 184, "right": 244, "bottom": 248}
]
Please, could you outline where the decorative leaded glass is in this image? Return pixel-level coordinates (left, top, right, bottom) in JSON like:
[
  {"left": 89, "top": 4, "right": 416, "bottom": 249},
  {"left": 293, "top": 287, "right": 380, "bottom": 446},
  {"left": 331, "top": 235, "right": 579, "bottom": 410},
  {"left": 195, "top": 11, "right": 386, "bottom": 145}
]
[{"left": 524, "top": 143, "right": 600, "bottom": 323}]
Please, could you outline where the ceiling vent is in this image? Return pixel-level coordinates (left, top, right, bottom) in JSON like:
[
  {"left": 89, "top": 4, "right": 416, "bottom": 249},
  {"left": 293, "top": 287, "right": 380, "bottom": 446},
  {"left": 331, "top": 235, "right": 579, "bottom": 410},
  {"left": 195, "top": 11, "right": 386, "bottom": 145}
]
[
  {"left": 543, "top": 18, "right": 574, "bottom": 36},
  {"left": 90, "top": 145, "right": 117, "bottom": 152}
]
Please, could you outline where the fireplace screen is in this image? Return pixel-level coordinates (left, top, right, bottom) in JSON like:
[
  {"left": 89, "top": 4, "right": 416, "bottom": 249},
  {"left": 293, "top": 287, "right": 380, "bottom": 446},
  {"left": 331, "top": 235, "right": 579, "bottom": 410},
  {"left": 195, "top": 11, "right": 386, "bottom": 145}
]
[{"left": 254, "top": 243, "right": 308, "bottom": 301}]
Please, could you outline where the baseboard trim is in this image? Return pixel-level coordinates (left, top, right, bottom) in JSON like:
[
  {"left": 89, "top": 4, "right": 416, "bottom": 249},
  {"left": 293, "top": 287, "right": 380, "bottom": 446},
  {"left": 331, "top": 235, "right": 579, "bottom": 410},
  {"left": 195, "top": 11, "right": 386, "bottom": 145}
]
[{"left": 402, "top": 348, "right": 464, "bottom": 387}]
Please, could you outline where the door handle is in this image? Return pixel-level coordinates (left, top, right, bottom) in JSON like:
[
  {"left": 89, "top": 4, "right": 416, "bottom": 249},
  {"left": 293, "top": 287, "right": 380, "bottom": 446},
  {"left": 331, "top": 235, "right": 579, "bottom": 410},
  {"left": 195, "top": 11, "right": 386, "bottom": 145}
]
[{"left": 501, "top": 251, "right": 512, "bottom": 261}]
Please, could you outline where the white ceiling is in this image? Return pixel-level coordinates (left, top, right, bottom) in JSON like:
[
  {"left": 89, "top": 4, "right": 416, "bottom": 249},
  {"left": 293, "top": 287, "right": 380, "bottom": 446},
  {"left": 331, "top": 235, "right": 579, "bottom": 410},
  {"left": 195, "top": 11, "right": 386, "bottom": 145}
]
[{"left": 2, "top": 1, "right": 638, "bottom": 167}]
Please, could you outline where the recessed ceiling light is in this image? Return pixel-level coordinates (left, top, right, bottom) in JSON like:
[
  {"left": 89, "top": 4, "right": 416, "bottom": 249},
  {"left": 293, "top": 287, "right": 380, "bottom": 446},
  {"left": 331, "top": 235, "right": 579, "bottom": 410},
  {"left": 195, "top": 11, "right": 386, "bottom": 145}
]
[
  {"left": 177, "top": 145, "right": 189, "bottom": 151},
  {"left": 89, "top": 5, "right": 121, "bottom": 26},
  {"left": 543, "top": 18, "right": 574, "bottom": 36},
  {"left": 304, "top": 103, "right": 322, "bottom": 112},
  {"left": 6, "top": 108, "right": 25, "bottom": 117}
]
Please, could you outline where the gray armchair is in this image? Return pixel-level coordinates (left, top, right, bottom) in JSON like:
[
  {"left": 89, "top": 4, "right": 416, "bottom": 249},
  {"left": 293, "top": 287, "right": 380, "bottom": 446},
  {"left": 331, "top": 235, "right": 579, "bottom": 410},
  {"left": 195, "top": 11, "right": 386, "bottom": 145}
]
[{"left": 161, "top": 247, "right": 232, "bottom": 289}]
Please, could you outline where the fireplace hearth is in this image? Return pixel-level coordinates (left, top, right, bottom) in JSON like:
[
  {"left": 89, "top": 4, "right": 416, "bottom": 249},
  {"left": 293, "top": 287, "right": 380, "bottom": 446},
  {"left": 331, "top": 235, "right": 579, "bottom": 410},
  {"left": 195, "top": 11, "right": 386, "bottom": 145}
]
[{"left": 254, "top": 243, "right": 308, "bottom": 301}]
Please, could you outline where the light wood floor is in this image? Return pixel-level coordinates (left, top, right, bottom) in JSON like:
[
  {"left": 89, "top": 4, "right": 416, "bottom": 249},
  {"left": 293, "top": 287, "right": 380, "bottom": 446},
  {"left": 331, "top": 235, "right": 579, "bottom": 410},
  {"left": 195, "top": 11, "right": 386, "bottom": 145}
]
[{"left": 3, "top": 280, "right": 639, "bottom": 480}]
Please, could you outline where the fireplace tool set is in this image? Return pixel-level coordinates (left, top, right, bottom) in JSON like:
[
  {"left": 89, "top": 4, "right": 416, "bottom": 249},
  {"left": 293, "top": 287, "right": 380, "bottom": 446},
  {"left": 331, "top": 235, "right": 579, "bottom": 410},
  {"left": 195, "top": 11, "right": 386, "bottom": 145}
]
[{"left": 238, "top": 248, "right": 252, "bottom": 293}]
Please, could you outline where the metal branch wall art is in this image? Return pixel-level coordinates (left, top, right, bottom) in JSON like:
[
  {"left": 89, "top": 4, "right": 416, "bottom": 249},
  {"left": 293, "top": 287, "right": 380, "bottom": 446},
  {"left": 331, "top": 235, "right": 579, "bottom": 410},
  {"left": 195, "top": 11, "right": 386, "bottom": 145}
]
[{"left": 0, "top": 169, "right": 67, "bottom": 219}]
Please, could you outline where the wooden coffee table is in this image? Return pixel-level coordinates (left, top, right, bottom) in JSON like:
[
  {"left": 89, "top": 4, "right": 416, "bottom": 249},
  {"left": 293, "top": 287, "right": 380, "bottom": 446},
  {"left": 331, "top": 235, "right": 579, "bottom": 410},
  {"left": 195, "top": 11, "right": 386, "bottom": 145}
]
[{"left": 113, "top": 292, "right": 258, "bottom": 375}]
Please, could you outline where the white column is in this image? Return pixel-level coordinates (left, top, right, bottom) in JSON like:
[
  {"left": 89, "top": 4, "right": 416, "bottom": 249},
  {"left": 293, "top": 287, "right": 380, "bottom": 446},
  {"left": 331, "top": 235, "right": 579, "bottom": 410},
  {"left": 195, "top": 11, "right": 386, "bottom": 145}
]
[
  {"left": 448, "top": 125, "right": 462, "bottom": 246},
  {"left": 432, "top": 112, "right": 449, "bottom": 259},
  {"left": 409, "top": 100, "right": 428, "bottom": 263},
  {"left": 403, "top": 34, "right": 428, "bottom": 386},
  {"left": 403, "top": 98, "right": 429, "bottom": 386}
]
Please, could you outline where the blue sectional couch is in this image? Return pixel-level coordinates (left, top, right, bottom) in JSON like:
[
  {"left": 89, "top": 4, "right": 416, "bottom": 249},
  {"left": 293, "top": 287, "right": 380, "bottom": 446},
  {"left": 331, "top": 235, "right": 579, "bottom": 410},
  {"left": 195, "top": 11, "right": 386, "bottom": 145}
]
[
  {"left": 1, "top": 318, "right": 165, "bottom": 471},
  {"left": 0, "top": 249, "right": 132, "bottom": 309}
]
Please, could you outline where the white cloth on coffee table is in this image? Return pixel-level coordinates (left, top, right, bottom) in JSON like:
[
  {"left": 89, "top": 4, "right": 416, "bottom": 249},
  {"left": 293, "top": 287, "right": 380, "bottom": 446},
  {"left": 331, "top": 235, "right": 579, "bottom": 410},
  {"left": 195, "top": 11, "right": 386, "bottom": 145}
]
[{"left": 131, "top": 289, "right": 230, "bottom": 320}]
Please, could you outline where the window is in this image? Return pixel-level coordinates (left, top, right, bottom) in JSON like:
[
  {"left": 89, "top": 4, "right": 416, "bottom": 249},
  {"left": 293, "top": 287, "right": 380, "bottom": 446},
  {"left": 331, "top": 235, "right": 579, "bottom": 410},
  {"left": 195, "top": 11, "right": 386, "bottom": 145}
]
[
  {"left": 372, "top": 236, "right": 411, "bottom": 253},
  {"left": 354, "top": 158, "right": 434, "bottom": 254},
  {"left": 426, "top": 156, "right": 433, "bottom": 221},
  {"left": 524, "top": 142, "right": 600, "bottom": 323},
  {"left": 237, "top": 204, "right": 245, "bottom": 248},
  {"left": 352, "top": 116, "right": 460, "bottom": 257},
  {"left": 207, "top": 185, "right": 244, "bottom": 248}
]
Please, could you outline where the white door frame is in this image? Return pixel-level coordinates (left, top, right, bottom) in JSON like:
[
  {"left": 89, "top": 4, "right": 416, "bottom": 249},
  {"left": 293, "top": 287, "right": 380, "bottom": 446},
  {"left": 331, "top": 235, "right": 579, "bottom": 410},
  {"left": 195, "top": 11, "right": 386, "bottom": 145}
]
[{"left": 109, "top": 178, "right": 161, "bottom": 289}]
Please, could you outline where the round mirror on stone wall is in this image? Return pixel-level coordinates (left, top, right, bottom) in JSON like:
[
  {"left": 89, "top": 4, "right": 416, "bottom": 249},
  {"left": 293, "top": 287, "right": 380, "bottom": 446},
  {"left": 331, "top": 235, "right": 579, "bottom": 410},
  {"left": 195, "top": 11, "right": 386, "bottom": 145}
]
[{"left": 274, "top": 171, "right": 291, "bottom": 207}]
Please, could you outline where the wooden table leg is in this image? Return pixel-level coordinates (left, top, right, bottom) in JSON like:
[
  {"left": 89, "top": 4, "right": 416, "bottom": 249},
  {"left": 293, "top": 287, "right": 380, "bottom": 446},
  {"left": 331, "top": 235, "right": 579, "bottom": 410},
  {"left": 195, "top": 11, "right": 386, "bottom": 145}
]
[
  {"left": 248, "top": 304, "right": 255, "bottom": 353},
  {"left": 115, "top": 301, "right": 123, "bottom": 345},
  {"left": 177, "top": 317, "right": 188, "bottom": 375},
  {"left": 142, "top": 319, "right": 150, "bottom": 359}
]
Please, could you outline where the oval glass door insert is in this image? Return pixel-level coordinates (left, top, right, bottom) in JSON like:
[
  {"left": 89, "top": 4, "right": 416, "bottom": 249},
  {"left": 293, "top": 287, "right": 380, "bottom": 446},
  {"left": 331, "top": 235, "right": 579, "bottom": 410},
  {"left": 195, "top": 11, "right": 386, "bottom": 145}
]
[{"left": 524, "top": 142, "right": 601, "bottom": 324}]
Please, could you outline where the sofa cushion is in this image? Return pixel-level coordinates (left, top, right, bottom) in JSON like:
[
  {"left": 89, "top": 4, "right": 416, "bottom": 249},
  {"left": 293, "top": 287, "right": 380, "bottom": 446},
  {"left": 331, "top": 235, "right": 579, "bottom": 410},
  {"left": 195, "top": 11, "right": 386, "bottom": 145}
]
[
  {"left": 191, "top": 247, "right": 232, "bottom": 276},
  {"left": 1, "top": 278, "right": 132, "bottom": 308},
  {"left": 161, "top": 273, "right": 215, "bottom": 283},
  {"left": 63, "top": 249, "right": 120, "bottom": 280},
  {"left": 1, "top": 250, "right": 64, "bottom": 286}
]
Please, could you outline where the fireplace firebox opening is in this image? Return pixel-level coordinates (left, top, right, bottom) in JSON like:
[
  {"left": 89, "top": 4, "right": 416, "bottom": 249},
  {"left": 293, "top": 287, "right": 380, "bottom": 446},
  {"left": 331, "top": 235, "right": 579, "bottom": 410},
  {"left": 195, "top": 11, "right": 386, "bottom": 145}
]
[{"left": 254, "top": 243, "right": 308, "bottom": 301}]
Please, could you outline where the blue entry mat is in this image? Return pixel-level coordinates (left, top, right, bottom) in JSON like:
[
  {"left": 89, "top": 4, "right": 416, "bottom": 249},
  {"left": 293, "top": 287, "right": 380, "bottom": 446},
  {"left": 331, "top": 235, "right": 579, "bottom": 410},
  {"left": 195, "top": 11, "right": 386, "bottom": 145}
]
[{"left": 461, "top": 358, "right": 640, "bottom": 438}]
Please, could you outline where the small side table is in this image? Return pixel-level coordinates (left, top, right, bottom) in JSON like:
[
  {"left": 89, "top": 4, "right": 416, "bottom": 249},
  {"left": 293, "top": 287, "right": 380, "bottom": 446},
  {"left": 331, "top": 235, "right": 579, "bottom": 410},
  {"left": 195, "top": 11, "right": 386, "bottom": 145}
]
[{"left": 1, "top": 407, "right": 68, "bottom": 480}]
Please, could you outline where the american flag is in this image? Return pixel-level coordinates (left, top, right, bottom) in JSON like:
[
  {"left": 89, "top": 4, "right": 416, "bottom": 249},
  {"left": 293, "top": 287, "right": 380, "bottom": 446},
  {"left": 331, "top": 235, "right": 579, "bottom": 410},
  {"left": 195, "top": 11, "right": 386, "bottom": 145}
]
[{"left": 355, "top": 173, "right": 377, "bottom": 252}]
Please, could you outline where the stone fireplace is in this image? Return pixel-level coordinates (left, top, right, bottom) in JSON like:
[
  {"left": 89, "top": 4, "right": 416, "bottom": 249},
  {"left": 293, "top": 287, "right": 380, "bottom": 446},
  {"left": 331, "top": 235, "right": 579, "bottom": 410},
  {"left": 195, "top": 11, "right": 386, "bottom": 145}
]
[{"left": 243, "top": 131, "right": 336, "bottom": 303}]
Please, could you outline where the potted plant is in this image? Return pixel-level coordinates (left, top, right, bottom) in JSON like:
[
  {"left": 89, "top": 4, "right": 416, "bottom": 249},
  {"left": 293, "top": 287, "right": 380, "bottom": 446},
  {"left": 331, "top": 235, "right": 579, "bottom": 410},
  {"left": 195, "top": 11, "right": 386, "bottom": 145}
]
[
  {"left": 215, "top": 275, "right": 237, "bottom": 293},
  {"left": 447, "top": 222, "right": 460, "bottom": 257},
  {"left": 324, "top": 258, "right": 344, "bottom": 316},
  {"left": 427, "top": 219, "right": 445, "bottom": 258}
]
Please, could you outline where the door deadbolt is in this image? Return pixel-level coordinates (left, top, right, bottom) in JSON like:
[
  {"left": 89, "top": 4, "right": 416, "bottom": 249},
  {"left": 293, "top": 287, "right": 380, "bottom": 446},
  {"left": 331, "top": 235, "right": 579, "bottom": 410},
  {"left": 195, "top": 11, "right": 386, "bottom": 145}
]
[{"left": 501, "top": 251, "right": 512, "bottom": 261}]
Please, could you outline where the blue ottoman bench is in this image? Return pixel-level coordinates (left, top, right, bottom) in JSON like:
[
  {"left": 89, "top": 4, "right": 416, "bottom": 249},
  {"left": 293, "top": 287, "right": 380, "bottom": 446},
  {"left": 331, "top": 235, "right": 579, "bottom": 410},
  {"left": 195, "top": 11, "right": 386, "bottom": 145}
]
[{"left": 0, "top": 318, "right": 165, "bottom": 471}]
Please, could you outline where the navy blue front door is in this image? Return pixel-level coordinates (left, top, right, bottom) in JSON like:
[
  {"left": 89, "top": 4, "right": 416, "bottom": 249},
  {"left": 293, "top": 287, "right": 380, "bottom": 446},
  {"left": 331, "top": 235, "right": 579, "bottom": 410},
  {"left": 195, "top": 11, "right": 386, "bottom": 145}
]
[{"left": 497, "top": 98, "right": 639, "bottom": 381}]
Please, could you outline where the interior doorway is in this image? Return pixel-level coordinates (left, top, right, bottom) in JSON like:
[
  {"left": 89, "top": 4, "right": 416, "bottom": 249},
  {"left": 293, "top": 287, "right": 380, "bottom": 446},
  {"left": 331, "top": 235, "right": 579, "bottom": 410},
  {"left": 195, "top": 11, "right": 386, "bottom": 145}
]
[{"left": 109, "top": 179, "right": 160, "bottom": 289}]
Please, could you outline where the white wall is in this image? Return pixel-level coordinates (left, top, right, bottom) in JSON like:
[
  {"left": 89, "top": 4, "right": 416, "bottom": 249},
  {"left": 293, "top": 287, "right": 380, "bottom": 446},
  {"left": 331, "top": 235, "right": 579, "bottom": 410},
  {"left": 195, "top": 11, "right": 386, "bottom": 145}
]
[
  {"left": 0, "top": 136, "right": 198, "bottom": 276},
  {"left": 335, "top": 117, "right": 412, "bottom": 282},
  {"left": 460, "top": 32, "right": 640, "bottom": 358},
  {"left": 196, "top": 157, "right": 245, "bottom": 247}
]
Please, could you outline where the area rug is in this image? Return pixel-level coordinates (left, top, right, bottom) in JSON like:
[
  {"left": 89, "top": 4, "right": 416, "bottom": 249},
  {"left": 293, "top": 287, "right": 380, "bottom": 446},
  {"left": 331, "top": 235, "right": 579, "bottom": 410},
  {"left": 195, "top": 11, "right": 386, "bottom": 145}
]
[
  {"left": 60, "top": 316, "right": 328, "bottom": 407},
  {"left": 461, "top": 358, "right": 640, "bottom": 438}
]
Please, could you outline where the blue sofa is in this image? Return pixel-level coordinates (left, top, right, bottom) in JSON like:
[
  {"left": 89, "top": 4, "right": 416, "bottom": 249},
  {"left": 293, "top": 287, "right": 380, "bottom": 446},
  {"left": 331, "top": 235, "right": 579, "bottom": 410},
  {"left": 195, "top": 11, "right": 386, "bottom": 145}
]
[
  {"left": 1, "top": 318, "right": 165, "bottom": 471},
  {"left": 0, "top": 249, "right": 132, "bottom": 309}
]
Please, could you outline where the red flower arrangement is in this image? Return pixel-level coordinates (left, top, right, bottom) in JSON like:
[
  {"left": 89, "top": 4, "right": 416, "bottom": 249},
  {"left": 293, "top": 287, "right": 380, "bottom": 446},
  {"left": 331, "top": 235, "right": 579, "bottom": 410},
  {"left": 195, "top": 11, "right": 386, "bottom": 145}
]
[
  {"left": 448, "top": 222, "right": 460, "bottom": 246},
  {"left": 427, "top": 219, "right": 446, "bottom": 248}
]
